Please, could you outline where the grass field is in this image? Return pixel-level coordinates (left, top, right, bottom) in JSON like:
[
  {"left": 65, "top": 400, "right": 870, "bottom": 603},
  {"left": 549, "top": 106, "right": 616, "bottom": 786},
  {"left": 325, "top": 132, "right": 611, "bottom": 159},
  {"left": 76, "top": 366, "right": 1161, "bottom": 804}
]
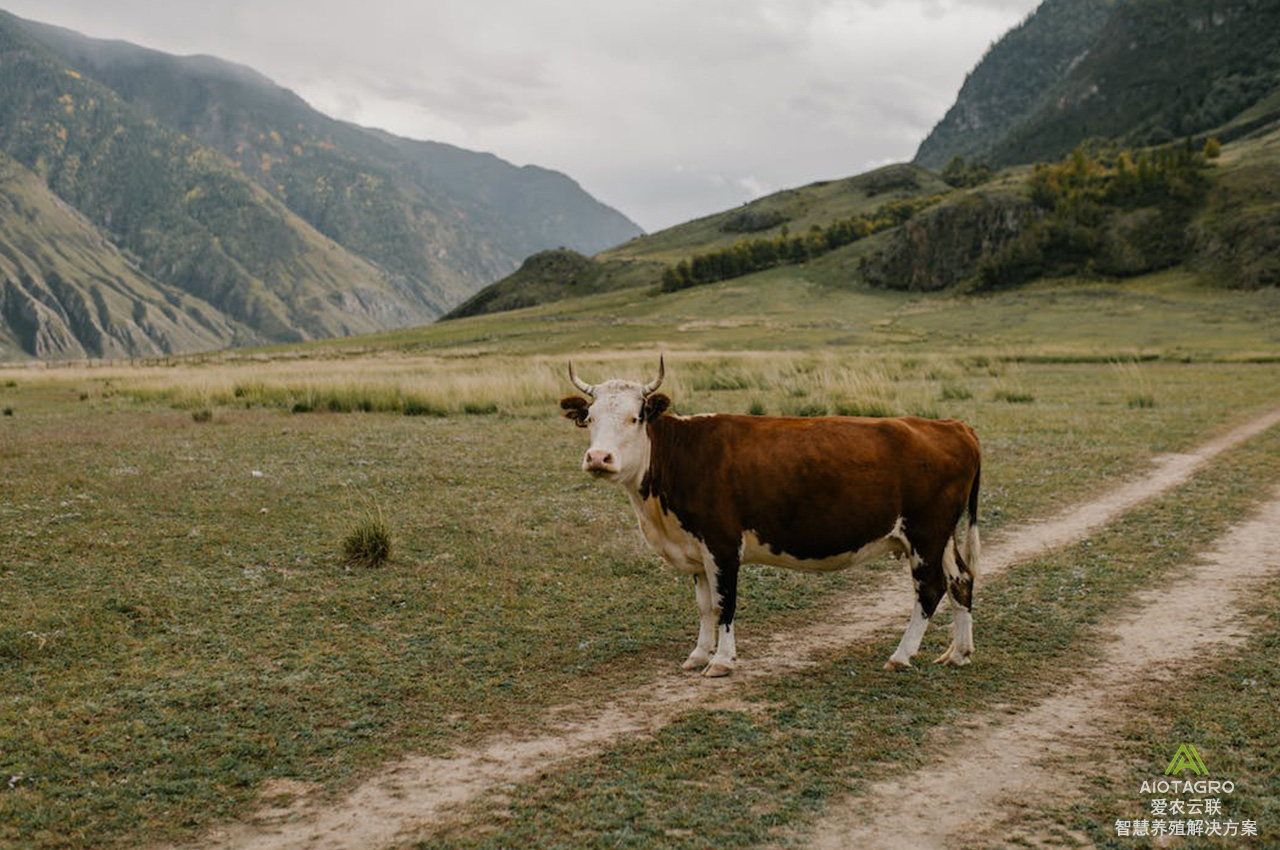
[{"left": 3, "top": 271, "right": 1280, "bottom": 849}]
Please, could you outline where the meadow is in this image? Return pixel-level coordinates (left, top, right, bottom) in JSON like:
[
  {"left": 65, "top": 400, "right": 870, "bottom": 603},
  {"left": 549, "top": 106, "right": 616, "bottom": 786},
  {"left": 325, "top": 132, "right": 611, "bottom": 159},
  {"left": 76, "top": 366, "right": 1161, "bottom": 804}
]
[{"left": 3, "top": 269, "right": 1280, "bottom": 848}]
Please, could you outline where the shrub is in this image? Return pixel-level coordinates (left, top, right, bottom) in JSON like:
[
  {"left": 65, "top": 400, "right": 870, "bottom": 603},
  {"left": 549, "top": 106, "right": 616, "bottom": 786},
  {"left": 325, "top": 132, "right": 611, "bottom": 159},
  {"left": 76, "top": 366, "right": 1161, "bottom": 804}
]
[
  {"left": 403, "top": 399, "right": 448, "bottom": 417},
  {"left": 342, "top": 504, "right": 392, "bottom": 568},
  {"left": 1128, "top": 393, "right": 1157, "bottom": 409}
]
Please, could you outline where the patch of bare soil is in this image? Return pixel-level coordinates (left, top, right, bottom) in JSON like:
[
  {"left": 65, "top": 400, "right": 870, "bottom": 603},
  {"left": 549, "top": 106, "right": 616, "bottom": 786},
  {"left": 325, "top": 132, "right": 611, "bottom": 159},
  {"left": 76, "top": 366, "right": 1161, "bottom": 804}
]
[
  {"left": 806, "top": 487, "right": 1280, "bottom": 850},
  {"left": 164, "top": 408, "right": 1280, "bottom": 850}
]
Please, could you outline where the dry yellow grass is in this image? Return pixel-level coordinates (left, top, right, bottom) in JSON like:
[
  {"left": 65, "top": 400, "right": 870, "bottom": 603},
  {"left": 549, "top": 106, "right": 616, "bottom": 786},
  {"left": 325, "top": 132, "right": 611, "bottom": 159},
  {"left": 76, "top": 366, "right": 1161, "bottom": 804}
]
[{"left": 0, "top": 349, "right": 979, "bottom": 419}]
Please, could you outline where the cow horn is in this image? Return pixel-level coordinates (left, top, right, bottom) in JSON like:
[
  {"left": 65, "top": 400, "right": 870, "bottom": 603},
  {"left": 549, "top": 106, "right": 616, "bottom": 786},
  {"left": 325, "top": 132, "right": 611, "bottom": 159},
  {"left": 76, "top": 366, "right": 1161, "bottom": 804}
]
[
  {"left": 567, "top": 361, "right": 595, "bottom": 396},
  {"left": 642, "top": 355, "right": 665, "bottom": 395}
]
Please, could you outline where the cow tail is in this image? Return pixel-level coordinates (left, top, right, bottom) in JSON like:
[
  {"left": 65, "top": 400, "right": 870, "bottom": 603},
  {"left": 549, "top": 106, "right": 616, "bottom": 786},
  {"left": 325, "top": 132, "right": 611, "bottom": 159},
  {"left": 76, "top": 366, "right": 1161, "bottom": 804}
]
[{"left": 963, "top": 462, "right": 981, "bottom": 579}]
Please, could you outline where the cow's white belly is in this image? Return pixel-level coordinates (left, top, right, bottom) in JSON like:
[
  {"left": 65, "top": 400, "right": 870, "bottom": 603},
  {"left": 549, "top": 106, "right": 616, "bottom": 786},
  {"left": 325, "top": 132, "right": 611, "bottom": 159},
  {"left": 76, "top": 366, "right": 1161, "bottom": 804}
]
[{"left": 741, "top": 529, "right": 907, "bottom": 573}]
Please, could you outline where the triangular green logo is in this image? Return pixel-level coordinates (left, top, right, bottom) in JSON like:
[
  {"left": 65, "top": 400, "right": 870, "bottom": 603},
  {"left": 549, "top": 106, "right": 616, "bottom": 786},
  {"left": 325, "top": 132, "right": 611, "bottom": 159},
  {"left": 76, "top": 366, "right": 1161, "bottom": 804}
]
[{"left": 1165, "top": 744, "right": 1207, "bottom": 776}]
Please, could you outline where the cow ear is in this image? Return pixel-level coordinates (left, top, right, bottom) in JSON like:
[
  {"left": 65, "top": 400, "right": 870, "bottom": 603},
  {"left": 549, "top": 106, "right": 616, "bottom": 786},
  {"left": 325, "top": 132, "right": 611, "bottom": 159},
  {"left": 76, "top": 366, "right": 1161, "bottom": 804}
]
[
  {"left": 642, "top": 393, "right": 670, "bottom": 422},
  {"left": 560, "top": 395, "right": 590, "bottom": 427}
]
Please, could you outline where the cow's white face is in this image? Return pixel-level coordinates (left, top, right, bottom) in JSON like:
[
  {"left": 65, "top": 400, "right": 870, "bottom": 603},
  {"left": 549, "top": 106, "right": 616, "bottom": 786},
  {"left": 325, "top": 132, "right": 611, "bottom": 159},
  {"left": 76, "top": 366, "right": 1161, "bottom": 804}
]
[
  {"left": 561, "top": 359, "right": 669, "bottom": 488},
  {"left": 566, "top": 380, "right": 651, "bottom": 485}
]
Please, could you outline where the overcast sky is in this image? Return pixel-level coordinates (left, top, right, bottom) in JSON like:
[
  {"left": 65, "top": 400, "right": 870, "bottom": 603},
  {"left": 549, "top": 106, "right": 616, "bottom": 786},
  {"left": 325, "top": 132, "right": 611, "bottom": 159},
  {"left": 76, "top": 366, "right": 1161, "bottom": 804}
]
[{"left": 6, "top": 0, "right": 1040, "bottom": 232}]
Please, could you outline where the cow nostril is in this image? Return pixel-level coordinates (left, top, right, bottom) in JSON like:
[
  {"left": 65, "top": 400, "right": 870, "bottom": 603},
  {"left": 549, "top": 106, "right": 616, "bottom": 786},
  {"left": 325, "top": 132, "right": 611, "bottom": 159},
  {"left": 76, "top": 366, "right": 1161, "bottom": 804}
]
[{"left": 603, "top": 454, "right": 614, "bottom": 465}]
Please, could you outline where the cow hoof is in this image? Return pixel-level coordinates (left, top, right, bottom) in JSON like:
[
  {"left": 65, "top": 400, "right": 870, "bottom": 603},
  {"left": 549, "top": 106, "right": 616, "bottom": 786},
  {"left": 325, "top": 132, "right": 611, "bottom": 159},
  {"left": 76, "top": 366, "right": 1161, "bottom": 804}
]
[
  {"left": 883, "top": 658, "right": 912, "bottom": 671},
  {"left": 941, "top": 653, "right": 971, "bottom": 668},
  {"left": 934, "top": 643, "right": 955, "bottom": 665},
  {"left": 702, "top": 662, "right": 734, "bottom": 678},
  {"left": 682, "top": 652, "right": 710, "bottom": 671}
]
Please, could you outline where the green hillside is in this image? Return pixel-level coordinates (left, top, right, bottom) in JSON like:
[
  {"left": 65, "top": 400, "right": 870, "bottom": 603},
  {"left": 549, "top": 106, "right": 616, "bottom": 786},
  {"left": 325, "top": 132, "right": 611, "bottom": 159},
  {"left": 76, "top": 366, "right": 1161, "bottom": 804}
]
[
  {"left": 445, "top": 164, "right": 950, "bottom": 319},
  {"left": 446, "top": 114, "right": 1280, "bottom": 323},
  {"left": 916, "top": 0, "right": 1280, "bottom": 169}
]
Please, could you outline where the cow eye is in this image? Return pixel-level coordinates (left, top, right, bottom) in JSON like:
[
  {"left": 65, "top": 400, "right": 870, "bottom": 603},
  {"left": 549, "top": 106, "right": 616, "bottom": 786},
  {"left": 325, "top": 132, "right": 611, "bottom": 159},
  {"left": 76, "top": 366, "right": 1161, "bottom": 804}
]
[{"left": 630, "top": 416, "right": 640, "bottom": 425}]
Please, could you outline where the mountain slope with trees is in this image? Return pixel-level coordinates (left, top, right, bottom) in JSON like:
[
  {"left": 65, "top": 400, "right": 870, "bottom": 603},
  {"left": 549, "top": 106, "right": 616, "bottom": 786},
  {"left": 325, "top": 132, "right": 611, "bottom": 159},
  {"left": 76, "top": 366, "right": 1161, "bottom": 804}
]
[
  {"left": 916, "top": 0, "right": 1280, "bottom": 169},
  {"left": 444, "top": 164, "right": 951, "bottom": 319}
]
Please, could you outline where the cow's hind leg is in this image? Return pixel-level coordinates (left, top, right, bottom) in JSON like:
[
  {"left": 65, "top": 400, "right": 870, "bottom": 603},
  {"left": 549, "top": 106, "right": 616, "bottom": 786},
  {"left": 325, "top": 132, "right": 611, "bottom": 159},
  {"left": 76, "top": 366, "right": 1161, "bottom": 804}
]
[
  {"left": 682, "top": 573, "right": 717, "bottom": 671},
  {"left": 885, "top": 549, "right": 947, "bottom": 671},
  {"left": 935, "top": 537, "right": 975, "bottom": 667}
]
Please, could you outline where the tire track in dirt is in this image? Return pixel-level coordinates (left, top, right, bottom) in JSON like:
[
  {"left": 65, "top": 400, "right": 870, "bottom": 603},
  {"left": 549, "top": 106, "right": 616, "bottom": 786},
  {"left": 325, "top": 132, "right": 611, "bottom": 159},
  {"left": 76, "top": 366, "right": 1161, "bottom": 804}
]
[
  {"left": 806, "top": 485, "right": 1280, "bottom": 850},
  {"left": 168, "top": 407, "right": 1280, "bottom": 850}
]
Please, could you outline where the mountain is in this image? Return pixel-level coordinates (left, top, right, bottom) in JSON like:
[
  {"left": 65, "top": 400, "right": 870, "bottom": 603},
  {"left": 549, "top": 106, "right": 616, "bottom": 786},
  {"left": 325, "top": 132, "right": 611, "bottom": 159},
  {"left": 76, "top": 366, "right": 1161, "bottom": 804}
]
[
  {"left": 0, "top": 150, "right": 241, "bottom": 359},
  {"left": 916, "top": 0, "right": 1280, "bottom": 168},
  {"left": 0, "top": 11, "right": 641, "bottom": 359},
  {"left": 914, "top": 0, "right": 1115, "bottom": 170},
  {"left": 444, "top": 164, "right": 950, "bottom": 319}
]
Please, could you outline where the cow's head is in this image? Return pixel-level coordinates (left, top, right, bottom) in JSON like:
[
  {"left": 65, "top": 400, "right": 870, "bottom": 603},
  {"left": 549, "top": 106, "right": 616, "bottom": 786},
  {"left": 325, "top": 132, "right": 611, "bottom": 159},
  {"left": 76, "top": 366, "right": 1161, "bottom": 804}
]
[{"left": 560, "top": 357, "right": 670, "bottom": 485}]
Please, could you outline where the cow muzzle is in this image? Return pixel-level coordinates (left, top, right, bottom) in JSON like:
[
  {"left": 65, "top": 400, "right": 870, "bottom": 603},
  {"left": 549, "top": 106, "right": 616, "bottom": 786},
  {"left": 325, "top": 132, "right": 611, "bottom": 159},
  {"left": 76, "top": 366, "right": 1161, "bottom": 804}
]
[{"left": 583, "top": 449, "right": 618, "bottom": 477}]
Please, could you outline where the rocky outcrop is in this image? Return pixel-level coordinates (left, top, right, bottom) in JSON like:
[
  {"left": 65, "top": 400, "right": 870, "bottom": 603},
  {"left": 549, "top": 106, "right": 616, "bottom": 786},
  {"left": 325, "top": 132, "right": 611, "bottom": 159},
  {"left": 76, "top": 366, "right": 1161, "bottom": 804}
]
[{"left": 860, "top": 190, "right": 1036, "bottom": 291}]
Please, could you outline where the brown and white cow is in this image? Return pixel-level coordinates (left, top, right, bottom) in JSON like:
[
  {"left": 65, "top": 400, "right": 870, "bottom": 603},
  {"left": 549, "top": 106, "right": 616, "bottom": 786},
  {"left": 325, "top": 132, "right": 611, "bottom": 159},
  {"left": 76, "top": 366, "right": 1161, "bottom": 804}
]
[{"left": 560, "top": 358, "right": 981, "bottom": 677}]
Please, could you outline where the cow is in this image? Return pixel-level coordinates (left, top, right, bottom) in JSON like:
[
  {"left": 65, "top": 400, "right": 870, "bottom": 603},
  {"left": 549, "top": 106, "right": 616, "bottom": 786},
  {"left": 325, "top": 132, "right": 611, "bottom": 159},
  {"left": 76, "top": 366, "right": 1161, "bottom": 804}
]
[{"left": 560, "top": 357, "right": 982, "bottom": 677}]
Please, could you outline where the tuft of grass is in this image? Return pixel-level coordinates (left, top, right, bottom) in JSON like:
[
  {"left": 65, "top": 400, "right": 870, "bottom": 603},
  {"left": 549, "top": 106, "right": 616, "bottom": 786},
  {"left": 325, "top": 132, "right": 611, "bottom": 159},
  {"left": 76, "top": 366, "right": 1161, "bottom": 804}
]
[
  {"left": 939, "top": 383, "right": 973, "bottom": 401},
  {"left": 1112, "top": 359, "right": 1157, "bottom": 409},
  {"left": 404, "top": 399, "right": 449, "bottom": 417},
  {"left": 191, "top": 408, "right": 213, "bottom": 423},
  {"left": 747, "top": 400, "right": 767, "bottom": 416},
  {"left": 342, "top": 503, "right": 393, "bottom": 568},
  {"left": 993, "top": 389, "right": 1035, "bottom": 403},
  {"left": 462, "top": 401, "right": 499, "bottom": 416},
  {"left": 3, "top": 407, "right": 12, "bottom": 416}
]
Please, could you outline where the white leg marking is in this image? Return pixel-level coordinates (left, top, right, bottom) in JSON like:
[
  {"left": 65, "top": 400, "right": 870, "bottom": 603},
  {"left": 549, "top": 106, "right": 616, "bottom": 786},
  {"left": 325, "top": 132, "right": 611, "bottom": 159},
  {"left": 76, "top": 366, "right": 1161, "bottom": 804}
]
[
  {"left": 683, "top": 574, "right": 717, "bottom": 670},
  {"left": 704, "top": 623, "right": 737, "bottom": 678},
  {"left": 886, "top": 599, "right": 929, "bottom": 670},
  {"left": 937, "top": 606, "right": 974, "bottom": 667}
]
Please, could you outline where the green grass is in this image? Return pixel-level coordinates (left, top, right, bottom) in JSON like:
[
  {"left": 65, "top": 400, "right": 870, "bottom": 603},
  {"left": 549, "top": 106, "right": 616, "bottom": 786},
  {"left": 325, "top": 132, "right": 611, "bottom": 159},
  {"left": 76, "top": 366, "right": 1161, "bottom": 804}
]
[
  {"left": 0, "top": 359, "right": 1278, "bottom": 849},
  {"left": 411, "top": 422, "right": 1280, "bottom": 850}
]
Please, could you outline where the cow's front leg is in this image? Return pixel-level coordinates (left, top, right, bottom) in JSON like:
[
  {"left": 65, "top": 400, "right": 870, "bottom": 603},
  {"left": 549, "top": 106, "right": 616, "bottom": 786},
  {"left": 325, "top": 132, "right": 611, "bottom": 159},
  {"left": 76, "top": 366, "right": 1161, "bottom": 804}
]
[
  {"left": 682, "top": 573, "right": 717, "bottom": 670},
  {"left": 701, "top": 546, "right": 740, "bottom": 678}
]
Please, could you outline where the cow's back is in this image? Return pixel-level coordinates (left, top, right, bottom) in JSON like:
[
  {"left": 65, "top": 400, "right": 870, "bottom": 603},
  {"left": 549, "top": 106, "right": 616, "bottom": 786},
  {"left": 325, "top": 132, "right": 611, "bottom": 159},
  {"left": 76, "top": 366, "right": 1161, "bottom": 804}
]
[{"left": 643, "top": 414, "right": 979, "bottom": 561}]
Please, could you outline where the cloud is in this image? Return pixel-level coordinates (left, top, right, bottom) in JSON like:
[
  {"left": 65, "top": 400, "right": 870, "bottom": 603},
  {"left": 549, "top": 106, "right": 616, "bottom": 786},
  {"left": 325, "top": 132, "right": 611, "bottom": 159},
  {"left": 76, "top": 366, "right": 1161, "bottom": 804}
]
[{"left": 7, "top": 0, "right": 1040, "bottom": 231}]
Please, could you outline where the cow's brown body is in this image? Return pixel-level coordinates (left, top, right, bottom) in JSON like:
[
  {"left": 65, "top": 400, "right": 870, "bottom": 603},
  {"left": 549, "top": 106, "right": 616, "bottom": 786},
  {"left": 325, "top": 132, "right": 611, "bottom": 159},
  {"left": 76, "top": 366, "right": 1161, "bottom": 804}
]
[{"left": 644, "top": 413, "right": 979, "bottom": 568}]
